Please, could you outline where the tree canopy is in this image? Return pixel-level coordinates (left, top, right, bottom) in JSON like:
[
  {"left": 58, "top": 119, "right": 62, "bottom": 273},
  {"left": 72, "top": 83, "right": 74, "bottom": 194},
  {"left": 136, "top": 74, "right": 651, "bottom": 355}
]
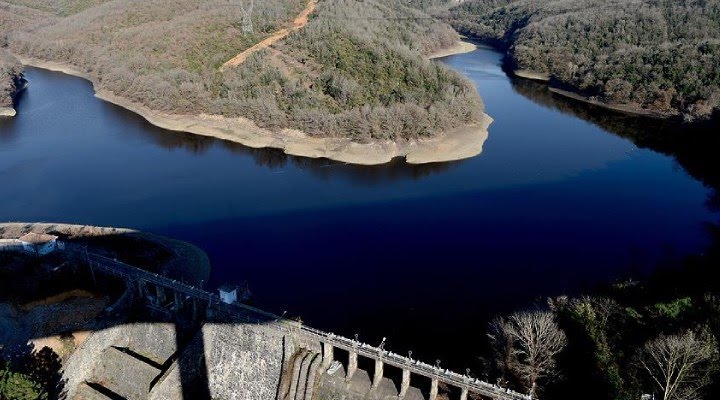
[
  {"left": 0, "top": 49, "right": 22, "bottom": 108},
  {"left": 0, "top": 0, "right": 484, "bottom": 139},
  {"left": 445, "top": 0, "right": 720, "bottom": 121}
]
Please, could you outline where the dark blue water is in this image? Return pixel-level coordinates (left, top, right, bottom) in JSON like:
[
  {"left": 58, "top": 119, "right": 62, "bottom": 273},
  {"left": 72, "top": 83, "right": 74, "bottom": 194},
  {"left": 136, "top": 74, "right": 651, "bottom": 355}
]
[{"left": 1, "top": 46, "right": 716, "bottom": 370}]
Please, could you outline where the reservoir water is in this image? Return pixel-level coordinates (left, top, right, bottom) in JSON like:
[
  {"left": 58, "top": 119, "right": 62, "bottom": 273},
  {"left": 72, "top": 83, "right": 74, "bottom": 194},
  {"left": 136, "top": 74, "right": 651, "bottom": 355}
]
[{"left": 1, "top": 45, "right": 718, "bottom": 371}]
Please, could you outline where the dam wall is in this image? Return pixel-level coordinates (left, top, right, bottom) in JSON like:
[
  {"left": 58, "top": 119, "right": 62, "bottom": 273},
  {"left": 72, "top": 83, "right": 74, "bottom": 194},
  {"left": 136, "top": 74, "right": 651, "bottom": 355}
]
[
  {"left": 57, "top": 245, "right": 528, "bottom": 400},
  {"left": 150, "top": 323, "right": 290, "bottom": 400}
]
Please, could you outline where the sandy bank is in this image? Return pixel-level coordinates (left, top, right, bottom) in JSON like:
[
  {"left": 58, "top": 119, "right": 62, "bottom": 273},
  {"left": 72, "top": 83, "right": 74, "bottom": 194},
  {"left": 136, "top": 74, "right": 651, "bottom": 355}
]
[
  {"left": 514, "top": 69, "right": 550, "bottom": 82},
  {"left": 0, "top": 106, "right": 16, "bottom": 117},
  {"left": 510, "top": 64, "right": 677, "bottom": 118},
  {"left": 428, "top": 40, "right": 477, "bottom": 59},
  {"left": 17, "top": 55, "right": 492, "bottom": 165},
  {"left": 549, "top": 87, "right": 678, "bottom": 119}
]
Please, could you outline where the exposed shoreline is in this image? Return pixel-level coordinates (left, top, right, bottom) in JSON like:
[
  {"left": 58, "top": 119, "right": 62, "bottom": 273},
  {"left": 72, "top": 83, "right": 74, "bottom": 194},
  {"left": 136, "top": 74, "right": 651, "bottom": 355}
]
[
  {"left": 0, "top": 106, "right": 15, "bottom": 117},
  {"left": 459, "top": 35, "right": 682, "bottom": 120},
  {"left": 548, "top": 87, "right": 678, "bottom": 119},
  {"left": 15, "top": 54, "right": 492, "bottom": 165},
  {"left": 513, "top": 69, "right": 550, "bottom": 82},
  {"left": 511, "top": 68, "right": 678, "bottom": 119},
  {"left": 428, "top": 39, "right": 477, "bottom": 59}
]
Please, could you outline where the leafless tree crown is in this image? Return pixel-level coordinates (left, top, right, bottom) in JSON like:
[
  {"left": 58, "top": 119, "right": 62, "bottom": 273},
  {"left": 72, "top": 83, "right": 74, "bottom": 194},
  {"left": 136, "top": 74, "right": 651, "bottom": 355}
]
[
  {"left": 489, "top": 310, "right": 567, "bottom": 399},
  {"left": 639, "top": 329, "right": 719, "bottom": 400}
]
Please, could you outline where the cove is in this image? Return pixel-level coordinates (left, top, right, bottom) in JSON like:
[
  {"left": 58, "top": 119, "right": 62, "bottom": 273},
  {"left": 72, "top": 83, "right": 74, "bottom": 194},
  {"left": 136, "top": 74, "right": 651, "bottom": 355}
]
[{"left": 1, "top": 44, "right": 718, "bottom": 372}]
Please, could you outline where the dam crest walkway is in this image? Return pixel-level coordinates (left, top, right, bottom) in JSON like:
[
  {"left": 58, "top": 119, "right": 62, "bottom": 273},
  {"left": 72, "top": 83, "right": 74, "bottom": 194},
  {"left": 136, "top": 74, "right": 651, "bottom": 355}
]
[{"left": 70, "top": 244, "right": 531, "bottom": 400}]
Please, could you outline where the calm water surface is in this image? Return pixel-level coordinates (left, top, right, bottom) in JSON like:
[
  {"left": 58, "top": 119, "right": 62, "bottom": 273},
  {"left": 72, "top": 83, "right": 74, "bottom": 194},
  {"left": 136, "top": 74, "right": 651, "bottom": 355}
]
[{"left": 1, "top": 46, "right": 716, "bottom": 370}]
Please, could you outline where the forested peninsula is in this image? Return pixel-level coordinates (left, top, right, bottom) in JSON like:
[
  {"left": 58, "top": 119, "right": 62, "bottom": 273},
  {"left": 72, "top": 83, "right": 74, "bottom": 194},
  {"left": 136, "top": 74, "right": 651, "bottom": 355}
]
[
  {"left": 445, "top": 0, "right": 720, "bottom": 121},
  {"left": 0, "top": 0, "right": 489, "bottom": 164}
]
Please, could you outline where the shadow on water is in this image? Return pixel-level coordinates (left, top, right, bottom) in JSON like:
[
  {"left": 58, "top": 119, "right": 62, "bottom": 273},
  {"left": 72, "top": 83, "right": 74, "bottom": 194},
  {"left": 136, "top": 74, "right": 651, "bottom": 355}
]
[
  {"left": 0, "top": 116, "right": 19, "bottom": 145},
  {"left": 0, "top": 86, "right": 26, "bottom": 145},
  {"left": 509, "top": 77, "right": 720, "bottom": 198},
  {"left": 6, "top": 66, "right": 465, "bottom": 191},
  {"left": 118, "top": 118, "right": 464, "bottom": 185},
  {"left": 4, "top": 52, "right": 720, "bottom": 400},
  {"left": 507, "top": 77, "right": 720, "bottom": 400},
  {"left": 74, "top": 78, "right": 464, "bottom": 186}
]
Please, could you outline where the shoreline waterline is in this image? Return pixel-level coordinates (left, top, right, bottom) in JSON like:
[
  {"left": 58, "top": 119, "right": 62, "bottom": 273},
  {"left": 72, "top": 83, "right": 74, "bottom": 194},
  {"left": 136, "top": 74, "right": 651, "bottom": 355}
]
[
  {"left": 428, "top": 40, "right": 478, "bottom": 59},
  {"left": 462, "top": 35, "right": 683, "bottom": 121},
  {"left": 0, "top": 106, "right": 16, "bottom": 117},
  {"left": 14, "top": 54, "right": 492, "bottom": 166},
  {"left": 548, "top": 87, "right": 678, "bottom": 119},
  {"left": 513, "top": 69, "right": 550, "bottom": 82},
  {"left": 510, "top": 64, "right": 678, "bottom": 119}
]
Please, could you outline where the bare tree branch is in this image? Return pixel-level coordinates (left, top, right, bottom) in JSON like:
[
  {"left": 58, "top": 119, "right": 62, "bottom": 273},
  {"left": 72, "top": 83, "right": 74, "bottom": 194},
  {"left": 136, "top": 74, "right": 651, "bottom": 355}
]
[
  {"left": 639, "top": 329, "right": 719, "bottom": 400},
  {"left": 489, "top": 310, "right": 567, "bottom": 399}
]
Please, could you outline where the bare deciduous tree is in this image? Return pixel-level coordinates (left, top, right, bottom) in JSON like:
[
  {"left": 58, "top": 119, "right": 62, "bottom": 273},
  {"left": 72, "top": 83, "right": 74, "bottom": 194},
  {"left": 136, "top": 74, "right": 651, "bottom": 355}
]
[
  {"left": 639, "top": 329, "right": 719, "bottom": 400},
  {"left": 488, "top": 310, "right": 567, "bottom": 399}
]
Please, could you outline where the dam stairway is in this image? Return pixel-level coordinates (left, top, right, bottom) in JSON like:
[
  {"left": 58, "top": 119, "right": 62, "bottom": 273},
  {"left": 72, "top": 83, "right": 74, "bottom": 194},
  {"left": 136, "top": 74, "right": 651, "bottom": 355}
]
[{"left": 278, "top": 349, "right": 323, "bottom": 400}]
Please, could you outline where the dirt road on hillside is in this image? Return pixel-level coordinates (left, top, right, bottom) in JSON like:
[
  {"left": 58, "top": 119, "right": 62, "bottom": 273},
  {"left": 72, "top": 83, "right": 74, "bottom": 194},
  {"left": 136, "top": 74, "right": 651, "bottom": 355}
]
[{"left": 221, "top": 0, "right": 316, "bottom": 71}]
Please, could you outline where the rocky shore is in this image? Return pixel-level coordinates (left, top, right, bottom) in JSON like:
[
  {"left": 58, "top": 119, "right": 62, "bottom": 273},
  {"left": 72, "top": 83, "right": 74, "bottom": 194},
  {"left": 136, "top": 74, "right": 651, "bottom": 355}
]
[{"left": 0, "top": 106, "right": 15, "bottom": 116}]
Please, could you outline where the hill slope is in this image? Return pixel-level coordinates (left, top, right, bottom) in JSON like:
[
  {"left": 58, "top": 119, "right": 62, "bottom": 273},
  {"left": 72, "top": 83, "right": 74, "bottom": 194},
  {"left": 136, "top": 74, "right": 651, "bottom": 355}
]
[
  {"left": 0, "top": 49, "right": 22, "bottom": 114},
  {"left": 446, "top": 0, "right": 720, "bottom": 121},
  {"left": 1, "top": 0, "right": 485, "bottom": 145}
]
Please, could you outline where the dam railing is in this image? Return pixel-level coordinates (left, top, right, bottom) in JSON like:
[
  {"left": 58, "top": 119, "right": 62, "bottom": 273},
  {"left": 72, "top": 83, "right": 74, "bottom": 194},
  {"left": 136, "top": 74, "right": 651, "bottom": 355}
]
[{"left": 67, "top": 243, "right": 531, "bottom": 400}]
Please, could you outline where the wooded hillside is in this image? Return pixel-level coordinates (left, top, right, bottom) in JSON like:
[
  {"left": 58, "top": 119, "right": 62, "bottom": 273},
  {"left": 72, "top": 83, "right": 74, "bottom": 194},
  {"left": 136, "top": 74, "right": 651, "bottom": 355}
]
[
  {"left": 0, "top": 0, "right": 484, "bottom": 140},
  {"left": 445, "top": 0, "right": 720, "bottom": 121},
  {"left": 0, "top": 49, "right": 22, "bottom": 108}
]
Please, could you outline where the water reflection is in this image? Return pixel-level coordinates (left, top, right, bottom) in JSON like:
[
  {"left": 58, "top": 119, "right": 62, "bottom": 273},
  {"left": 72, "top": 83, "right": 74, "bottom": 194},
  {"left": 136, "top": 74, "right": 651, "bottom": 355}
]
[
  {"left": 0, "top": 117, "right": 20, "bottom": 145},
  {"left": 0, "top": 89, "right": 25, "bottom": 145},
  {"left": 172, "top": 136, "right": 461, "bottom": 183},
  {"left": 103, "top": 98, "right": 462, "bottom": 184},
  {"left": 509, "top": 78, "right": 720, "bottom": 197},
  {"left": 2, "top": 45, "right": 719, "bottom": 381}
]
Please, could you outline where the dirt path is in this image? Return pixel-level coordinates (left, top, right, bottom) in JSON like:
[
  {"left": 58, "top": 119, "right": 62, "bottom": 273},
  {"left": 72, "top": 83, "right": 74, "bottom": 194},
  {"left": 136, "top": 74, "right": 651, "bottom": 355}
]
[{"left": 221, "top": 0, "right": 316, "bottom": 71}]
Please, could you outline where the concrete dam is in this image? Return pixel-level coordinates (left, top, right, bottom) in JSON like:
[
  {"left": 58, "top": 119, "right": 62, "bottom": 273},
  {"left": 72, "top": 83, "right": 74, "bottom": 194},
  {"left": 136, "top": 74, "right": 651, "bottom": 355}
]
[{"left": 61, "top": 245, "right": 530, "bottom": 400}]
